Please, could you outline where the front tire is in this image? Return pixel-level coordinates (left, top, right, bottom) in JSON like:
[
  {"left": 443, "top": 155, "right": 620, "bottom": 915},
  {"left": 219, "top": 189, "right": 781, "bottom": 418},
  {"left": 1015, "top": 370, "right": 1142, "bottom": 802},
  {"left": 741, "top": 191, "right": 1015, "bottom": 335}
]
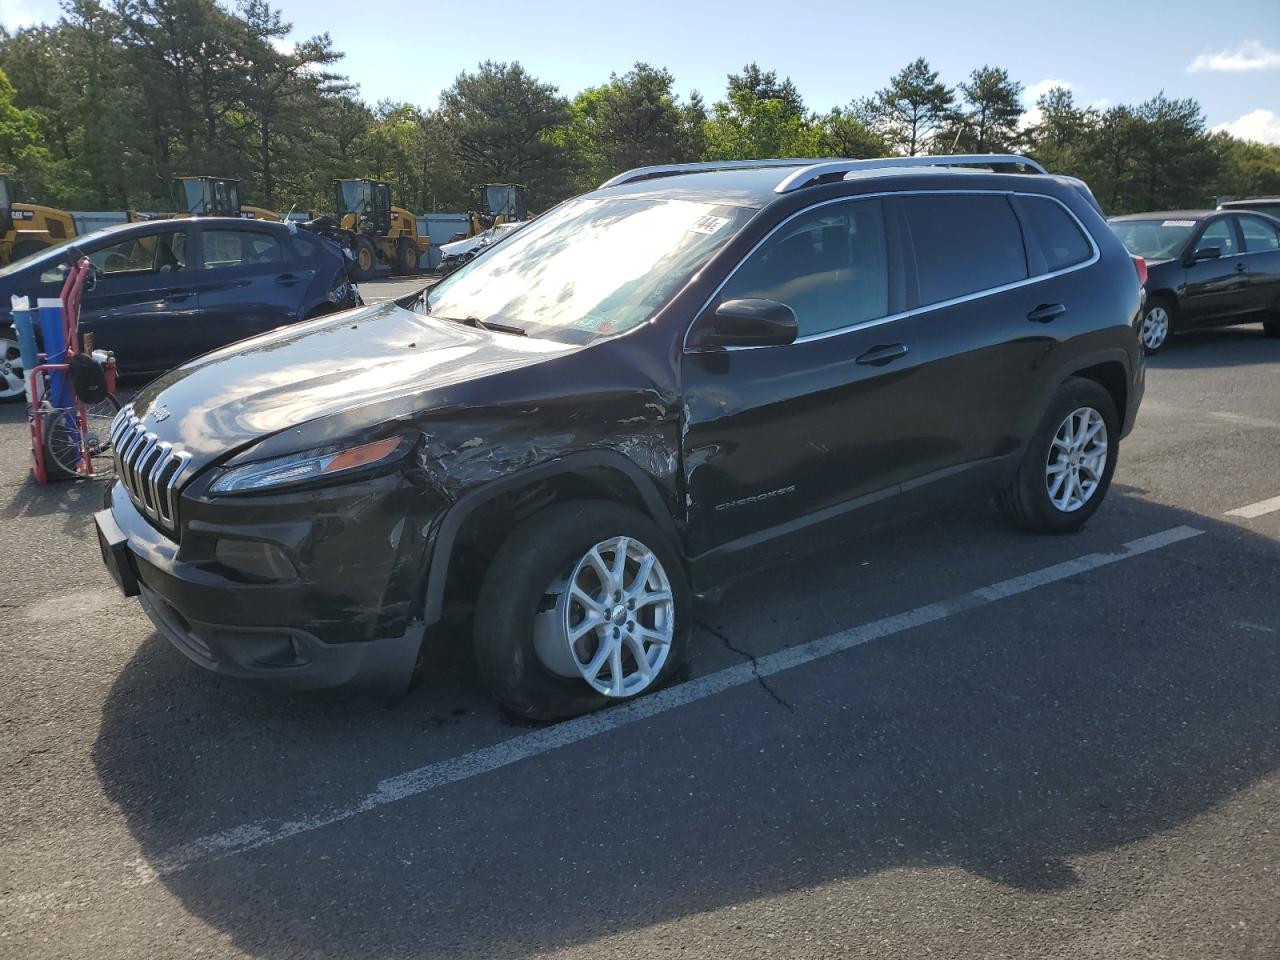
[
  {"left": 1139, "top": 299, "right": 1173, "bottom": 355},
  {"left": 351, "top": 236, "right": 377, "bottom": 281},
  {"left": 473, "top": 501, "right": 691, "bottom": 721},
  {"left": 998, "top": 377, "right": 1119, "bottom": 534}
]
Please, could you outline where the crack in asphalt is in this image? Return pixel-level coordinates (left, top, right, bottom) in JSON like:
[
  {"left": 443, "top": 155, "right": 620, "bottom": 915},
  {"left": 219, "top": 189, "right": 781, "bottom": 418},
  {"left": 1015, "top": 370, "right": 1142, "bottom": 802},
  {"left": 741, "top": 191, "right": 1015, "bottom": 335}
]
[{"left": 697, "top": 620, "right": 796, "bottom": 714}]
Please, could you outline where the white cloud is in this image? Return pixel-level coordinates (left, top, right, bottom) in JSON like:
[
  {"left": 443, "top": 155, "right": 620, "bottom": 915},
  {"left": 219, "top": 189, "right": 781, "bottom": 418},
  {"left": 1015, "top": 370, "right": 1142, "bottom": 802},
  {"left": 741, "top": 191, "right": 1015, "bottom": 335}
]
[
  {"left": 1020, "top": 78, "right": 1073, "bottom": 129},
  {"left": 270, "top": 37, "right": 296, "bottom": 56},
  {"left": 1189, "top": 40, "right": 1280, "bottom": 73},
  {"left": 0, "top": 0, "right": 38, "bottom": 31},
  {"left": 1213, "top": 108, "right": 1280, "bottom": 145}
]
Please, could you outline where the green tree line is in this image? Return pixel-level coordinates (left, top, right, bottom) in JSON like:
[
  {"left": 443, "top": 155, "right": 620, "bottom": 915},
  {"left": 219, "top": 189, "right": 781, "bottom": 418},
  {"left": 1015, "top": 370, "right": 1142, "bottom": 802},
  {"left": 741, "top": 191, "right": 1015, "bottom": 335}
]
[{"left": 0, "top": 1, "right": 1277, "bottom": 216}]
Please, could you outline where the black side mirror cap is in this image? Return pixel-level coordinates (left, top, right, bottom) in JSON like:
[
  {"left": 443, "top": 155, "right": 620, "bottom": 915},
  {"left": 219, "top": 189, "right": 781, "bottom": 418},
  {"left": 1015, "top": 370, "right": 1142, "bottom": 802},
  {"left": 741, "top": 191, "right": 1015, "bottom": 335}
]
[
  {"left": 1190, "top": 245, "right": 1222, "bottom": 263},
  {"left": 692, "top": 298, "right": 799, "bottom": 351}
]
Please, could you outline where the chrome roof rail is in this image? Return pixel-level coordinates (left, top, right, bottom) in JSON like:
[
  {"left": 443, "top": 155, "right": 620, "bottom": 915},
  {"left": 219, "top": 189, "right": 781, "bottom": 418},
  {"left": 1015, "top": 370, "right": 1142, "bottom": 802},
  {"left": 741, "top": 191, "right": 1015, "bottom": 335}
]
[
  {"left": 599, "top": 158, "right": 830, "bottom": 190},
  {"left": 774, "top": 154, "right": 1048, "bottom": 193}
]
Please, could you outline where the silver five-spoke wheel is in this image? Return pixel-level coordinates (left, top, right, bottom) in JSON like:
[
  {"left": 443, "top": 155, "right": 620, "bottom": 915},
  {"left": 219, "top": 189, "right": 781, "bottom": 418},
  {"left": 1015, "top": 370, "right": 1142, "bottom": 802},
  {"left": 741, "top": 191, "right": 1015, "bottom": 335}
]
[
  {"left": 1045, "top": 406, "right": 1108, "bottom": 513},
  {"left": 1, "top": 336, "right": 24, "bottom": 401},
  {"left": 533, "top": 535, "right": 674, "bottom": 697},
  {"left": 1141, "top": 306, "right": 1169, "bottom": 352}
]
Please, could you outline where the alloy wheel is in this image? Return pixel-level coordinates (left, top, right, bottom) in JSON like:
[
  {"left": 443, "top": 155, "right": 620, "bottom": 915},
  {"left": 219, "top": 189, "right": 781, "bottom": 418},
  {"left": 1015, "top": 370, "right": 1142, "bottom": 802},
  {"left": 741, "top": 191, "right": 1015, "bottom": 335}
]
[
  {"left": 1141, "top": 306, "right": 1169, "bottom": 351},
  {"left": 1, "top": 337, "right": 24, "bottom": 400},
  {"left": 532, "top": 535, "right": 675, "bottom": 697},
  {"left": 1045, "top": 406, "right": 1108, "bottom": 512}
]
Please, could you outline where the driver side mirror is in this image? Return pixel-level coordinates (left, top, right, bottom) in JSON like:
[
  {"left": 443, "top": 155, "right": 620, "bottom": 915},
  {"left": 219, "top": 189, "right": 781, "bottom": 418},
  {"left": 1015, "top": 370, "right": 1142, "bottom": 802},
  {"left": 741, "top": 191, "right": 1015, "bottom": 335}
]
[
  {"left": 692, "top": 298, "right": 799, "bottom": 351},
  {"left": 1189, "top": 245, "right": 1221, "bottom": 263}
]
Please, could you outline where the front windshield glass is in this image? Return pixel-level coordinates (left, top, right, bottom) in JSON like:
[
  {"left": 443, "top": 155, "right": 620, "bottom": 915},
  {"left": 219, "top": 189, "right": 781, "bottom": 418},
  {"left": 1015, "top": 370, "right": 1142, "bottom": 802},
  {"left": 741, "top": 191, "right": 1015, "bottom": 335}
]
[
  {"left": 1110, "top": 219, "right": 1197, "bottom": 261},
  {"left": 0, "top": 233, "right": 83, "bottom": 277},
  {"left": 337, "top": 181, "right": 370, "bottom": 215},
  {"left": 426, "top": 197, "right": 752, "bottom": 343}
]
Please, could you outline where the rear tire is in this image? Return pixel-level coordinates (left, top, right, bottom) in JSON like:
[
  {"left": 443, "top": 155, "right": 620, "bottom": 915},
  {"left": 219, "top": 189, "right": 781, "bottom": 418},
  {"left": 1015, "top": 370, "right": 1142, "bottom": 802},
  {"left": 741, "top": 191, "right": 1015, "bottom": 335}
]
[
  {"left": 42, "top": 394, "right": 122, "bottom": 480},
  {"left": 998, "top": 377, "right": 1119, "bottom": 534},
  {"left": 351, "top": 236, "right": 376, "bottom": 281},
  {"left": 473, "top": 501, "right": 691, "bottom": 721},
  {"left": 397, "top": 238, "right": 420, "bottom": 275},
  {"left": 1139, "top": 298, "right": 1174, "bottom": 355},
  {"left": 1, "top": 330, "right": 25, "bottom": 404}
]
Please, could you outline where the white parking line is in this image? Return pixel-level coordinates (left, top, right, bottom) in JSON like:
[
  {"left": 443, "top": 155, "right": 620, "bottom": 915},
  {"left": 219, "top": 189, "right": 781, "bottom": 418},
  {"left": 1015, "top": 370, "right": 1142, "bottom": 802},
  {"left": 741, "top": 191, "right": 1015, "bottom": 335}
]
[
  {"left": 1226, "top": 495, "right": 1280, "bottom": 519},
  {"left": 124, "top": 524, "right": 1204, "bottom": 886}
]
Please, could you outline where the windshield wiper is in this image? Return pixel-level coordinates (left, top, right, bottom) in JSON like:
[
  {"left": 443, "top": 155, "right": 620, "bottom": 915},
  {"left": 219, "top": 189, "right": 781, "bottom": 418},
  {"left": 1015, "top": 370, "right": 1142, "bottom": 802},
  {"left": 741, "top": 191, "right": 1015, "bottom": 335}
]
[{"left": 437, "top": 314, "right": 526, "bottom": 336}]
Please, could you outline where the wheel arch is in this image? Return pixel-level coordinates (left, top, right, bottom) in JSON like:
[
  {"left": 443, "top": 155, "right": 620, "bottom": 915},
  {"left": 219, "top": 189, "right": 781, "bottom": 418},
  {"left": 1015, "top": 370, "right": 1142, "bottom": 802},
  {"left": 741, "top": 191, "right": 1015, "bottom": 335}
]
[{"left": 422, "top": 451, "right": 683, "bottom": 626}]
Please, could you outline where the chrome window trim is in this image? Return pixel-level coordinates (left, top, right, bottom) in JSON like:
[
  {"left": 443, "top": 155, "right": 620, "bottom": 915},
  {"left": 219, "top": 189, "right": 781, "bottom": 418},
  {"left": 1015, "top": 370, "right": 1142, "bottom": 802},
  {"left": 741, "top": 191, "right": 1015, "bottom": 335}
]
[{"left": 683, "top": 188, "right": 1101, "bottom": 353}]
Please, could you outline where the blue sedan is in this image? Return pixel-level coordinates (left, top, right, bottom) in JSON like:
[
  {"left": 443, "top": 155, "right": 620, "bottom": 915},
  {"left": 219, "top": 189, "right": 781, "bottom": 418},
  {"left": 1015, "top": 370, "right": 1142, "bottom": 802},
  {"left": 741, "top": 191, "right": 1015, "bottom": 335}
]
[{"left": 0, "top": 217, "right": 359, "bottom": 401}]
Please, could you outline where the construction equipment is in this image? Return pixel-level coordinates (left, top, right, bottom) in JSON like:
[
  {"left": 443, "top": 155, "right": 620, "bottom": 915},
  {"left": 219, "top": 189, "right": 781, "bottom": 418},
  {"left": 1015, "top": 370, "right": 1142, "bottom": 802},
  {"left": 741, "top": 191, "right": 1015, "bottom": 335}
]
[
  {"left": 0, "top": 176, "right": 78, "bottom": 267},
  {"left": 312, "top": 179, "right": 428, "bottom": 281},
  {"left": 460, "top": 183, "right": 530, "bottom": 240},
  {"left": 171, "top": 176, "right": 281, "bottom": 221}
]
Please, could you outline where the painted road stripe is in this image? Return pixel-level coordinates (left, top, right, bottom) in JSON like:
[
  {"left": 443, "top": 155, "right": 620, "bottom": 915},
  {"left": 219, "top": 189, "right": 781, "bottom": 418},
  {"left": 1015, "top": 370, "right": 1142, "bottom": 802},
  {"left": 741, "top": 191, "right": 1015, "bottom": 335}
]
[
  {"left": 124, "top": 524, "right": 1205, "bottom": 885},
  {"left": 1226, "top": 495, "right": 1280, "bottom": 519}
]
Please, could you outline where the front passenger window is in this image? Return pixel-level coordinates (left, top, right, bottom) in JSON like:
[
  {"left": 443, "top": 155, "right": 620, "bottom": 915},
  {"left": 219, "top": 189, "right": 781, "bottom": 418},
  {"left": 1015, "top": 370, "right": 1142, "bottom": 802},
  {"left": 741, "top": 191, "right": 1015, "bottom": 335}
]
[
  {"left": 1195, "top": 219, "right": 1236, "bottom": 257},
  {"left": 718, "top": 198, "right": 888, "bottom": 337},
  {"left": 202, "top": 229, "right": 284, "bottom": 270}
]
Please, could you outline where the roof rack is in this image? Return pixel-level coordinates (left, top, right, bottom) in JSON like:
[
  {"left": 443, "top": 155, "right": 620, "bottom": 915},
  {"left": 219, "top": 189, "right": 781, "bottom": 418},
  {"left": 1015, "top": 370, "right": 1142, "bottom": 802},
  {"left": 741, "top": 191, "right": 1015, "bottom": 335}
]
[
  {"left": 597, "top": 154, "right": 1048, "bottom": 193},
  {"left": 774, "top": 154, "right": 1047, "bottom": 193},
  {"left": 599, "top": 158, "right": 831, "bottom": 190}
]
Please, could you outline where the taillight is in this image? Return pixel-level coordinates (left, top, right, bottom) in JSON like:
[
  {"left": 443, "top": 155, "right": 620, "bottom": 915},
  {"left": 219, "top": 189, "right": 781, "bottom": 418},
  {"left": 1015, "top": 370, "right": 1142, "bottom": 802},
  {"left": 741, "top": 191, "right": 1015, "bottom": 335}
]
[{"left": 1131, "top": 255, "right": 1148, "bottom": 287}]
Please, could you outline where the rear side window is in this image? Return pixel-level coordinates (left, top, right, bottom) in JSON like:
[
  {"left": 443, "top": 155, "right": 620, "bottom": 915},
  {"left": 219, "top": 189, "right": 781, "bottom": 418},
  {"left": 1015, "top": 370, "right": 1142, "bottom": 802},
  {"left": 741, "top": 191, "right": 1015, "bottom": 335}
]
[
  {"left": 903, "top": 194, "right": 1027, "bottom": 305},
  {"left": 720, "top": 197, "right": 889, "bottom": 337},
  {"left": 1239, "top": 215, "right": 1280, "bottom": 252},
  {"left": 1018, "top": 196, "right": 1092, "bottom": 272}
]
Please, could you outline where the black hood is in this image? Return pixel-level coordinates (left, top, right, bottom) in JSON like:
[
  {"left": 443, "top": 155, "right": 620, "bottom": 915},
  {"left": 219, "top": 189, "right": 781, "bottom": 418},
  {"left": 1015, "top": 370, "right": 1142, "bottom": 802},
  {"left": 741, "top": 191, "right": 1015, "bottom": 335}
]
[{"left": 129, "top": 301, "right": 576, "bottom": 471}]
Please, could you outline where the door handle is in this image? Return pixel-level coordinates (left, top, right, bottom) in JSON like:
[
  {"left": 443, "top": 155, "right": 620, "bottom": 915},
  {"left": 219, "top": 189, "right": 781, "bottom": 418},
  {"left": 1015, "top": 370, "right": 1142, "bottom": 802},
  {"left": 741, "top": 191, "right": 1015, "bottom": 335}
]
[
  {"left": 1235, "top": 262, "right": 1246, "bottom": 273},
  {"left": 163, "top": 291, "right": 193, "bottom": 303},
  {"left": 855, "top": 343, "right": 909, "bottom": 366},
  {"left": 275, "top": 273, "right": 300, "bottom": 286},
  {"left": 1027, "top": 303, "right": 1067, "bottom": 323}
]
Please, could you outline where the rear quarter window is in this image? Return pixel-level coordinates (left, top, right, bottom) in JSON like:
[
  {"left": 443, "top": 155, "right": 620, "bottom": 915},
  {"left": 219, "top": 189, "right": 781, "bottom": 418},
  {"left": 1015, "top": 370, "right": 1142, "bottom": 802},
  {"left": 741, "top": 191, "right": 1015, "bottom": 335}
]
[
  {"left": 902, "top": 194, "right": 1027, "bottom": 305},
  {"left": 1017, "top": 196, "right": 1093, "bottom": 272}
]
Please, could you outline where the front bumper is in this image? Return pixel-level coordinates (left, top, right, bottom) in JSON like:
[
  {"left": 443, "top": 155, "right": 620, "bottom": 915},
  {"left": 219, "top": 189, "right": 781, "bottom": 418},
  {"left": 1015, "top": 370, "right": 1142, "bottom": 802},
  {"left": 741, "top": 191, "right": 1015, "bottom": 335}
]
[{"left": 97, "top": 471, "right": 446, "bottom": 694}]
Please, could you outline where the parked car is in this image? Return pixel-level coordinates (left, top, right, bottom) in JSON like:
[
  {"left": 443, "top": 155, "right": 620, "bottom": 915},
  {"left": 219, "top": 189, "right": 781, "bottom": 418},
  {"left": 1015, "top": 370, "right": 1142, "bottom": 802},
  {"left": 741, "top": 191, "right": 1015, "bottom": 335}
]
[
  {"left": 96, "top": 155, "right": 1144, "bottom": 719},
  {"left": 1109, "top": 209, "right": 1280, "bottom": 353},
  {"left": 435, "top": 221, "right": 526, "bottom": 276},
  {"left": 1218, "top": 197, "right": 1280, "bottom": 218},
  {"left": 0, "top": 217, "right": 358, "bottom": 401}
]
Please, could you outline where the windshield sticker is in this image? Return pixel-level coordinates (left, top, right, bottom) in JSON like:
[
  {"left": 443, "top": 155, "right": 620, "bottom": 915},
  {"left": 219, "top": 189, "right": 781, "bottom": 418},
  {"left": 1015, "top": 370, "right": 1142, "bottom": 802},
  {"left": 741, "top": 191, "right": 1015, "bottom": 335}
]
[
  {"left": 1162, "top": 219, "right": 1196, "bottom": 227},
  {"left": 688, "top": 215, "right": 732, "bottom": 235}
]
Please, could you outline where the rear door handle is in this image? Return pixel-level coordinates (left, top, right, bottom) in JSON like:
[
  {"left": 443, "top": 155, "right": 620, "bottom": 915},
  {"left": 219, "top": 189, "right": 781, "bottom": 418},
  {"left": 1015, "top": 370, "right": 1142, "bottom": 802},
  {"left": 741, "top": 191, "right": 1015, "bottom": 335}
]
[
  {"left": 855, "top": 343, "right": 909, "bottom": 366},
  {"left": 1027, "top": 303, "right": 1067, "bottom": 323},
  {"left": 276, "top": 273, "right": 301, "bottom": 286},
  {"left": 1235, "top": 262, "right": 1247, "bottom": 273}
]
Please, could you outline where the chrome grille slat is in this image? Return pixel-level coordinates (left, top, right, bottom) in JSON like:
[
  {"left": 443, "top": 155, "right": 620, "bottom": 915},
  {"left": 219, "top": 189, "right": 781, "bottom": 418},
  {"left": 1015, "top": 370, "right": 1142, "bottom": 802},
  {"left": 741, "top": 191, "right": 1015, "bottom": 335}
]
[{"left": 109, "top": 405, "right": 192, "bottom": 536}]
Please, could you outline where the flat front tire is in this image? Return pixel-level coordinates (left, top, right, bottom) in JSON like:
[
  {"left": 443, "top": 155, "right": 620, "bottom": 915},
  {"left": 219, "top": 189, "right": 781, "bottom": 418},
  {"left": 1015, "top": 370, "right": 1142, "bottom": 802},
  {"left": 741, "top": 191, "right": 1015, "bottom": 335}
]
[
  {"left": 998, "top": 377, "right": 1119, "bottom": 534},
  {"left": 473, "top": 501, "right": 691, "bottom": 721}
]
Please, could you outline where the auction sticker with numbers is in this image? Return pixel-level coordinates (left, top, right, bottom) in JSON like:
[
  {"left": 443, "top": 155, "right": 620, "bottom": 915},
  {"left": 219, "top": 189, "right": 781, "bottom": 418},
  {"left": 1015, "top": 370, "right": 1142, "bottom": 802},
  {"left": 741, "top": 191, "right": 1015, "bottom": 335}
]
[
  {"left": 1162, "top": 220, "right": 1196, "bottom": 227},
  {"left": 689, "top": 215, "right": 731, "bottom": 235}
]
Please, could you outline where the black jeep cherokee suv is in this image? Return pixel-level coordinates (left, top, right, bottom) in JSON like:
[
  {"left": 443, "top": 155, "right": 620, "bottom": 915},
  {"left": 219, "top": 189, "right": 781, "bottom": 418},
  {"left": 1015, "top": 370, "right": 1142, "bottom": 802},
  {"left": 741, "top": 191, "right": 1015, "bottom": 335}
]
[{"left": 96, "top": 154, "right": 1144, "bottom": 719}]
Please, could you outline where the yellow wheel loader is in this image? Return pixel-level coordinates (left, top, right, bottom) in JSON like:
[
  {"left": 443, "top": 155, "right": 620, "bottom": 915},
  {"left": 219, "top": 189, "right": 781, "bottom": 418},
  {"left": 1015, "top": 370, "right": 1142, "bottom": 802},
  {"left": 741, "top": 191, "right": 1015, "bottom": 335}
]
[
  {"left": 459, "top": 183, "right": 529, "bottom": 240},
  {"left": 311, "top": 179, "right": 427, "bottom": 281},
  {"left": 172, "top": 177, "right": 281, "bottom": 221},
  {"left": 0, "top": 176, "right": 78, "bottom": 267}
]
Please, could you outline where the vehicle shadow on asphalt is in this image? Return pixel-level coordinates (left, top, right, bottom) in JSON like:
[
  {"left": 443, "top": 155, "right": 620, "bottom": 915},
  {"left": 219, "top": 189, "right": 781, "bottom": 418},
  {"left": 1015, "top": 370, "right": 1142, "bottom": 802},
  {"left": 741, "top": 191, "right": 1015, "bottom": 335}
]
[
  {"left": 1150, "top": 324, "right": 1279, "bottom": 369},
  {"left": 90, "top": 492, "right": 1280, "bottom": 958}
]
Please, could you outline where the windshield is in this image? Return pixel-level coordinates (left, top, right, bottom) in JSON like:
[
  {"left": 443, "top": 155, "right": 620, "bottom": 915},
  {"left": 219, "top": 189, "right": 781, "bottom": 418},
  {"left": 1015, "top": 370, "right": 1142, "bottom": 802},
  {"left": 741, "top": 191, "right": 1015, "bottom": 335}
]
[
  {"left": 1110, "top": 219, "right": 1197, "bottom": 261},
  {"left": 0, "top": 233, "right": 84, "bottom": 277},
  {"left": 337, "top": 181, "right": 371, "bottom": 216},
  {"left": 425, "top": 197, "right": 752, "bottom": 343}
]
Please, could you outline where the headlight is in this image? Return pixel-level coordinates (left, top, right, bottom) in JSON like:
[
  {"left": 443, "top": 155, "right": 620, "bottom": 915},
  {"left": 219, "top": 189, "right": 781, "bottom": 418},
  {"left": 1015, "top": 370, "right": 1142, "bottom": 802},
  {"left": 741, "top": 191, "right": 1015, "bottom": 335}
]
[{"left": 209, "top": 436, "right": 411, "bottom": 495}]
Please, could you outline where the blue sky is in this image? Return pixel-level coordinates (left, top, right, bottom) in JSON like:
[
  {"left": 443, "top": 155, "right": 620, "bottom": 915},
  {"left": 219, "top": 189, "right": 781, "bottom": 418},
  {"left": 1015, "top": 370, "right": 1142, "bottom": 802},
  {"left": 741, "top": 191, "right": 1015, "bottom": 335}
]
[{"left": 3, "top": 0, "right": 1279, "bottom": 142}]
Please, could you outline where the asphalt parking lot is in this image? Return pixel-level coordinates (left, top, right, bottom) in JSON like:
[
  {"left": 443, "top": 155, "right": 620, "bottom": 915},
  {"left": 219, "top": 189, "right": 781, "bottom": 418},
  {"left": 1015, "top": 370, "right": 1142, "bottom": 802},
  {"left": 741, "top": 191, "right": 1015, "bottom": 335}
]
[{"left": 2, "top": 325, "right": 1278, "bottom": 959}]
